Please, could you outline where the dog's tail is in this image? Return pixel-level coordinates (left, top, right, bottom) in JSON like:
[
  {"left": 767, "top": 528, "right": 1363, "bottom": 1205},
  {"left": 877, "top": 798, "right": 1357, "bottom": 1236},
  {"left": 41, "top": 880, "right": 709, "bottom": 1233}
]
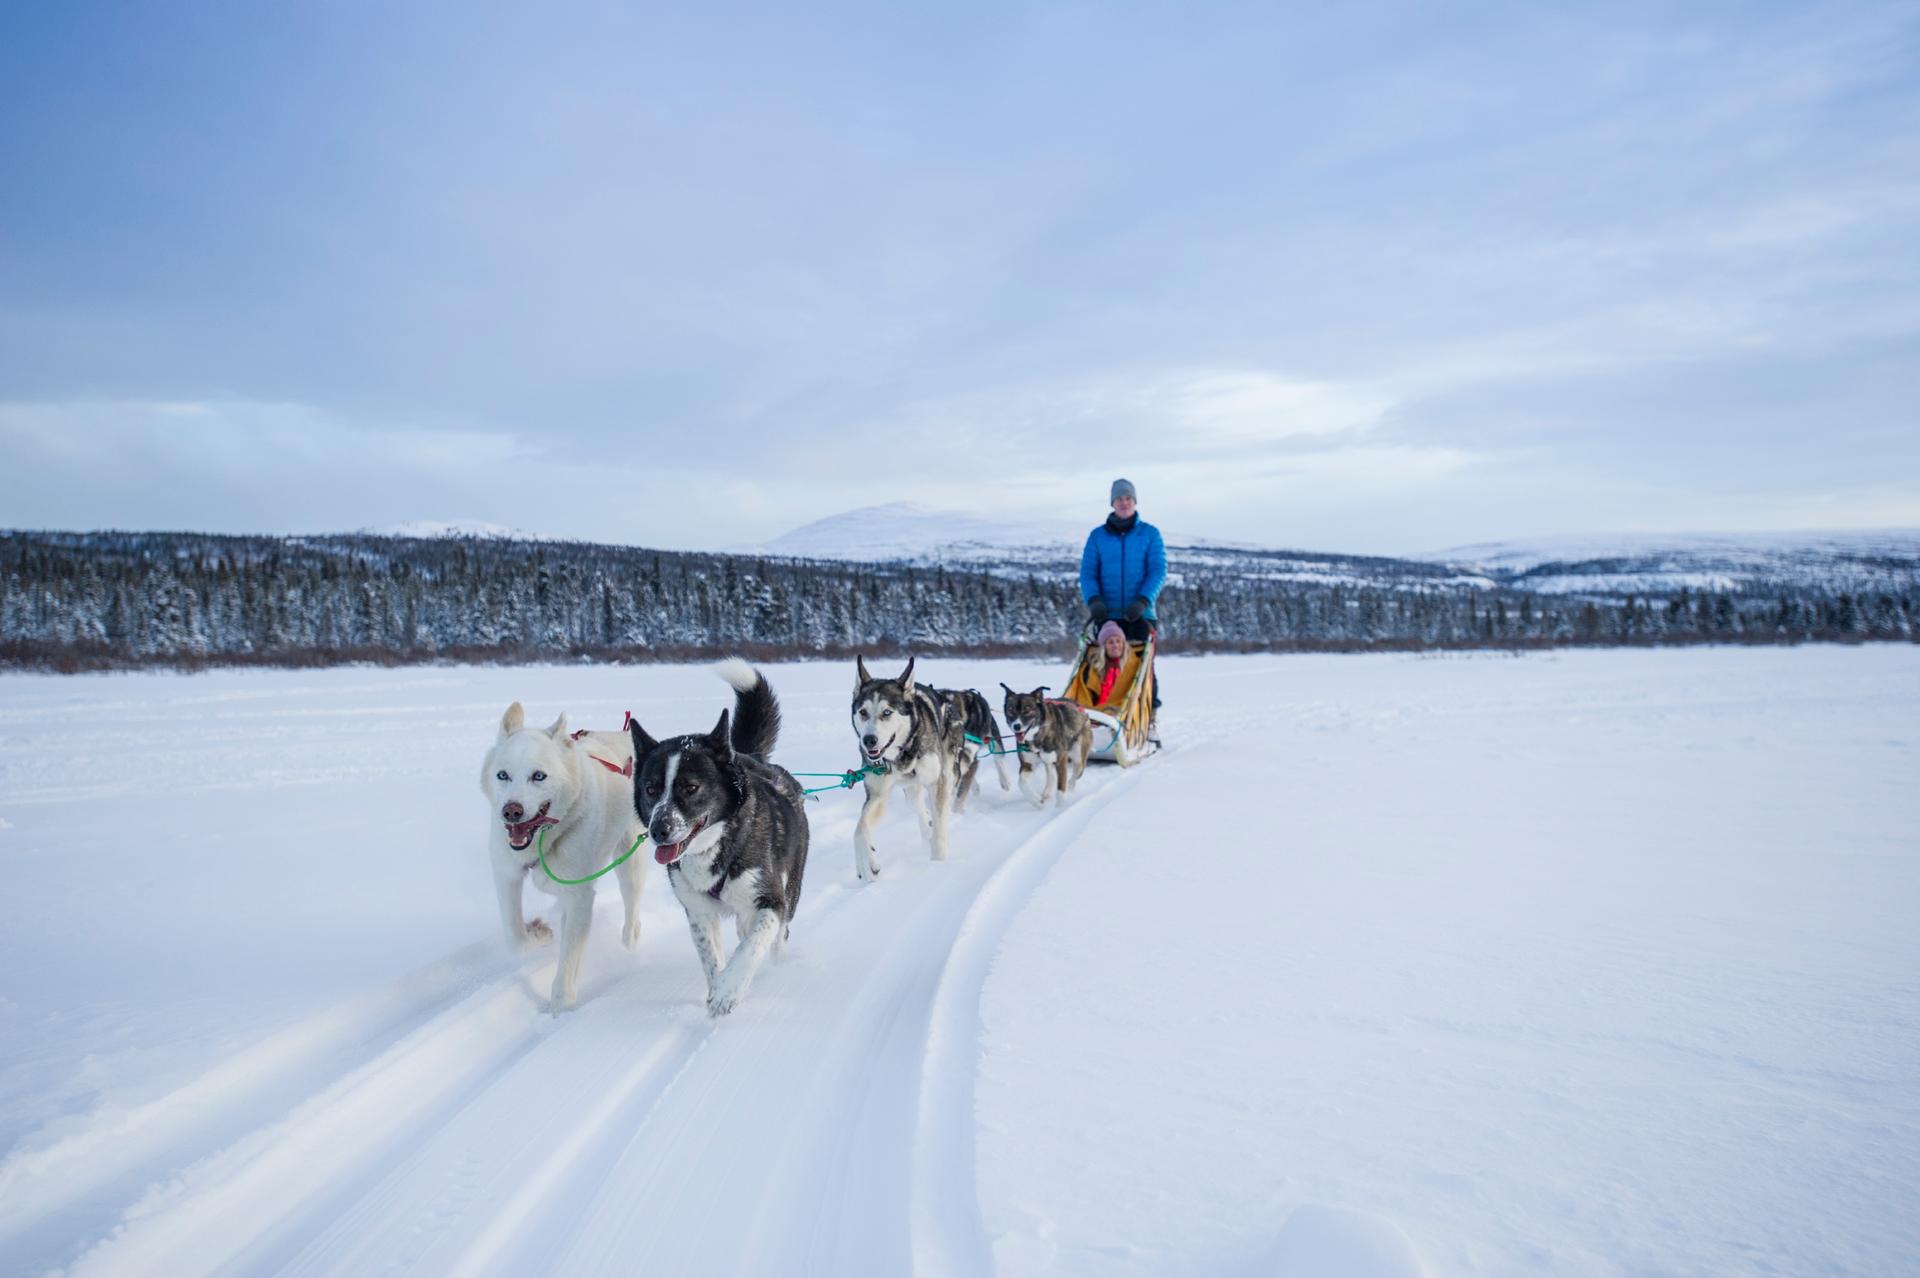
[
  {"left": 979, "top": 697, "right": 1007, "bottom": 747},
  {"left": 963, "top": 689, "right": 997, "bottom": 741},
  {"left": 713, "top": 657, "right": 780, "bottom": 760}
]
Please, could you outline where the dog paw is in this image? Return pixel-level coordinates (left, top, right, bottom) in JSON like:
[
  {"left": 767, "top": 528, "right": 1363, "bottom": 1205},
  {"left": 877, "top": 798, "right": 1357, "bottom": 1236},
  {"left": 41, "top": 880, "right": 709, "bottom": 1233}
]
[
  {"left": 523, "top": 918, "right": 554, "bottom": 946},
  {"left": 622, "top": 919, "right": 642, "bottom": 950},
  {"left": 706, "top": 990, "right": 737, "bottom": 1017},
  {"left": 546, "top": 994, "right": 576, "bottom": 1017}
]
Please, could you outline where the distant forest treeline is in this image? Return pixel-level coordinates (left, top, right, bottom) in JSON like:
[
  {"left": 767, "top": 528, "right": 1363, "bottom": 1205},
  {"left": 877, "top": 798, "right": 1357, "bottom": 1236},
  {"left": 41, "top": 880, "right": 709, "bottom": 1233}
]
[{"left": 2, "top": 531, "right": 1915, "bottom": 672}]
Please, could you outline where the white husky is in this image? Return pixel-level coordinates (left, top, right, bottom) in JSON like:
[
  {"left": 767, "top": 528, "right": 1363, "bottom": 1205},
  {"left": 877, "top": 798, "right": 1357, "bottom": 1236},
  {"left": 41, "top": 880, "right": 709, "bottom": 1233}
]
[{"left": 480, "top": 702, "right": 648, "bottom": 1012}]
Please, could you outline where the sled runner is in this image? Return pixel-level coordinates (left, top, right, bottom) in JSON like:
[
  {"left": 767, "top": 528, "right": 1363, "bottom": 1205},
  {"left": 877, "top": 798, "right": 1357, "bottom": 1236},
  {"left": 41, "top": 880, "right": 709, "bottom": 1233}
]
[{"left": 1061, "top": 632, "right": 1157, "bottom": 766}]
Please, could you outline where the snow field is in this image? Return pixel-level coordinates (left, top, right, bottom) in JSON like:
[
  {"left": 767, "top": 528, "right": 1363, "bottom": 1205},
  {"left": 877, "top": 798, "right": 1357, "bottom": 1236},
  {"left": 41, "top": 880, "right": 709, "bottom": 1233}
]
[{"left": 0, "top": 647, "right": 1915, "bottom": 1276}]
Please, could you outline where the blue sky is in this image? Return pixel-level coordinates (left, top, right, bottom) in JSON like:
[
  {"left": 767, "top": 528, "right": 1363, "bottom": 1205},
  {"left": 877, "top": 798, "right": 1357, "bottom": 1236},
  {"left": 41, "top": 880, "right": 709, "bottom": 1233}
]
[{"left": 3, "top": 1, "right": 1916, "bottom": 553}]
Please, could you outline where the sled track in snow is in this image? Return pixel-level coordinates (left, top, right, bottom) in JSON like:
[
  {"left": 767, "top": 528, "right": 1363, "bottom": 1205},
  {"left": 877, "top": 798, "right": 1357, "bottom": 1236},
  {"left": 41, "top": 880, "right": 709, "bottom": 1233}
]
[
  {"left": 911, "top": 754, "right": 1165, "bottom": 1276},
  {"left": 15, "top": 754, "right": 1175, "bottom": 1278},
  {"left": 548, "top": 760, "right": 1166, "bottom": 1276},
  {"left": 0, "top": 941, "right": 512, "bottom": 1268}
]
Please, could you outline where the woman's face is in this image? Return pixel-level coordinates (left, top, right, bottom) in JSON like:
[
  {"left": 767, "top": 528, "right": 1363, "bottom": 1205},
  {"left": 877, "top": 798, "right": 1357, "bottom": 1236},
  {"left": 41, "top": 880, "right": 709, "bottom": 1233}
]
[{"left": 1104, "top": 633, "right": 1127, "bottom": 660}]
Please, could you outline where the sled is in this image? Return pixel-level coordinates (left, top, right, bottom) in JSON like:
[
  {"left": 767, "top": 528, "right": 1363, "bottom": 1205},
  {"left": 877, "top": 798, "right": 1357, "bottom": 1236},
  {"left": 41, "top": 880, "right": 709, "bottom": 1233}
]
[{"left": 1061, "top": 632, "right": 1157, "bottom": 766}]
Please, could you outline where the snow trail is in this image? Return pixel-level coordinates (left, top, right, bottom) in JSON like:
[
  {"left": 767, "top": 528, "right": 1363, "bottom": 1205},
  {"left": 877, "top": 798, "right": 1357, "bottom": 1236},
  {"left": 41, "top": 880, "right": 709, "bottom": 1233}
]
[
  {"left": 3, "top": 651, "right": 1915, "bottom": 1276},
  {"left": 29, "top": 756, "right": 1161, "bottom": 1276},
  {"left": 0, "top": 941, "right": 500, "bottom": 1251},
  {"left": 911, "top": 749, "right": 1165, "bottom": 1276}
]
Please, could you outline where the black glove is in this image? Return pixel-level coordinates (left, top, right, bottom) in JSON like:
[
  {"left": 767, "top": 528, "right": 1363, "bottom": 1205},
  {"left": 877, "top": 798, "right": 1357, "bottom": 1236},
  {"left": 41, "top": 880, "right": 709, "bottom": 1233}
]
[
  {"left": 1124, "top": 597, "right": 1148, "bottom": 622},
  {"left": 1087, "top": 599, "right": 1109, "bottom": 626}
]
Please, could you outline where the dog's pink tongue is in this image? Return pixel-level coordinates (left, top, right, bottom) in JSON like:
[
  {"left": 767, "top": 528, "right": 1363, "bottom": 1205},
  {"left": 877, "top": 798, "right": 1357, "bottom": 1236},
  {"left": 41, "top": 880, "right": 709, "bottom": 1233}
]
[{"left": 654, "top": 840, "right": 683, "bottom": 865}]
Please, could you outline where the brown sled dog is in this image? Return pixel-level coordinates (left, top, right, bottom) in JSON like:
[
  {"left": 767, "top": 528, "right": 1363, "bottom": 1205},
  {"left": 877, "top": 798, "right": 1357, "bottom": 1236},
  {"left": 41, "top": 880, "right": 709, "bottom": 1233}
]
[{"left": 999, "top": 684, "right": 1093, "bottom": 807}]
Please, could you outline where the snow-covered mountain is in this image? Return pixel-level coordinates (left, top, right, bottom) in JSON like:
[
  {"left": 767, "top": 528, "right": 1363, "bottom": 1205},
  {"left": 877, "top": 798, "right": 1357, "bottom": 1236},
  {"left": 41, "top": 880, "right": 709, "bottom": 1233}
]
[
  {"left": 755, "top": 504, "right": 1495, "bottom": 591},
  {"left": 755, "top": 503, "right": 1083, "bottom": 566},
  {"left": 757, "top": 507, "right": 1920, "bottom": 599},
  {"left": 358, "top": 508, "right": 1918, "bottom": 602},
  {"left": 1418, "top": 528, "right": 1920, "bottom": 596},
  {"left": 365, "top": 520, "right": 551, "bottom": 541}
]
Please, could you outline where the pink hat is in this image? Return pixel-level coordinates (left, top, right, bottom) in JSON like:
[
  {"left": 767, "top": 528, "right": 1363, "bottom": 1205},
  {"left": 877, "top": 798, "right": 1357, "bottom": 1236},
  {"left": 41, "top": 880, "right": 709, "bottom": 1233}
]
[{"left": 1096, "top": 620, "right": 1127, "bottom": 647}]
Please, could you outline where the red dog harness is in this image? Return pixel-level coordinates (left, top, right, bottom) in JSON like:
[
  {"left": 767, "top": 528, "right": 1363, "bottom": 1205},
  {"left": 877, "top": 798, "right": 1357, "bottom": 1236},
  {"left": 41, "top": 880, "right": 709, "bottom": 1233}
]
[{"left": 572, "top": 711, "right": 636, "bottom": 777}]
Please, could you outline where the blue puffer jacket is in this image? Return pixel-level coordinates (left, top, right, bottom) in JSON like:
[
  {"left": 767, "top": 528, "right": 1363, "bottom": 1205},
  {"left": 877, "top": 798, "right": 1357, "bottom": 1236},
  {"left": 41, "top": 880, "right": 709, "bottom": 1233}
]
[{"left": 1080, "top": 514, "right": 1168, "bottom": 621}]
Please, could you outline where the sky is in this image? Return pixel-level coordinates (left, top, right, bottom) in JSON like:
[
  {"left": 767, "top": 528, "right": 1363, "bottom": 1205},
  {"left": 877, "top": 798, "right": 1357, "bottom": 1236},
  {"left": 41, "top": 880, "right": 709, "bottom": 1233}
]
[{"left": 2, "top": 0, "right": 1917, "bottom": 556}]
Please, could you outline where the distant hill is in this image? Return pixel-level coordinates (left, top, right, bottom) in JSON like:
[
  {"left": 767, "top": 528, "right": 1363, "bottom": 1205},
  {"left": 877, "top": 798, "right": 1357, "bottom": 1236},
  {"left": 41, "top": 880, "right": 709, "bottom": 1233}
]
[
  {"left": 365, "top": 520, "right": 552, "bottom": 541},
  {"left": 756, "top": 502, "right": 1083, "bottom": 565},
  {"left": 1416, "top": 529, "right": 1920, "bottom": 597},
  {"left": 753, "top": 504, "right": 1492, "bottom": 591},
  {"left": 756, "top": 507, "right": 1920, "bottom": 603}
]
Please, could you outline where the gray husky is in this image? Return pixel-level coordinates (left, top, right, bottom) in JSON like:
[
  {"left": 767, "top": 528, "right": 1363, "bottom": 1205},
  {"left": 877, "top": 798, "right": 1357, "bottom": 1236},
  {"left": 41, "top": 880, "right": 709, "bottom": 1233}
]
[
  {"left": 850, "top": 656, "right": 966, "bottom": 882},
  {"left": 1000, "top": 684, "right": 1094, "bottom": 807},
  {"left": 628, "top": 659, "right": 808, "bottom": 1016},
  {"left": 928, "top": 685, "right": 1016, "bottom": 811}
]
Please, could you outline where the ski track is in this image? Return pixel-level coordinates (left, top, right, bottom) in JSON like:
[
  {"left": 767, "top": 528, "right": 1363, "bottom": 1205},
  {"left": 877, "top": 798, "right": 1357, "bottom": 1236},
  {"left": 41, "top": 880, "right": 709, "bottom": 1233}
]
[
  {"left": 531, "top": 756, "right": 1168, "bottom": 1278},
  {"left": 0, "top": 941, "right": 506, "bottom": 1264},
  {"left": 912, "top": 748, "right": 1166, "bottom": 1277},
  {"left": 17, "top": 743, "right": 1188, "bottom": 1278}
]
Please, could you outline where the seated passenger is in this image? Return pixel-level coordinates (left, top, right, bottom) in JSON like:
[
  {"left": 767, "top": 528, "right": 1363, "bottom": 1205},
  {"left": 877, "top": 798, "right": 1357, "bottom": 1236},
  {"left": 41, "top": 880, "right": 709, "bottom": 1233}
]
[{"left": 1086, "top": 620, "right": 1141, "bottom": 710}]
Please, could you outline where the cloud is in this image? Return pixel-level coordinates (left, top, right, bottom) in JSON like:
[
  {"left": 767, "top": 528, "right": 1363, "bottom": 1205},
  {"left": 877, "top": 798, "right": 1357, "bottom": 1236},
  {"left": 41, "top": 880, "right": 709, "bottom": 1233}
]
[
  {"left": 3, "top": 3, "right": 1917, "bottom": 554},
  {"left": 1156, "top": 371, "right": 1392, "bottom": 448},
  {"left": 0, "top": 400, "right": 530, "bottom": 533},
  {"left": 0, "top": 397, "right": 1060, "bottom": 548}
]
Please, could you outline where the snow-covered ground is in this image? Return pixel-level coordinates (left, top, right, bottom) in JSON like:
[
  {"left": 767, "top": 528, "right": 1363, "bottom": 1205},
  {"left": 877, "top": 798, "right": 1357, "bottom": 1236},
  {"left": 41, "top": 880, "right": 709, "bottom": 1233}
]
[{"left": 1, "top": 648, "right": 1915, "bottom": 1276}]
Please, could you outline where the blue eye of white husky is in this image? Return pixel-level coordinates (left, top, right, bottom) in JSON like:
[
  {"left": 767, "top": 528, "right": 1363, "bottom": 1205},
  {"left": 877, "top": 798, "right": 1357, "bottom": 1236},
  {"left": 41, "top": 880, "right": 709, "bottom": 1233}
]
[
  {"left": 495, "top": 769, "right": 509, "bottom": 781},
  {"left": 881, "top": 709, "right": 893, "bottom": 719},
  {"left": 531, "top": 770, "right": 547, "bottom": 783}
]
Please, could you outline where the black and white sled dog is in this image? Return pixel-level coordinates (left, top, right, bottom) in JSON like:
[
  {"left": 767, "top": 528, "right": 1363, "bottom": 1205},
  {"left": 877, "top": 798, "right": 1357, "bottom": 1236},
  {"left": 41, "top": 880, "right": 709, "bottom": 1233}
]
[
  {"left": 850, "top": 655, "right": 967, "bottom": 881},
  {"left": 481, "top": 703, "right": 648, "bottom": 1013},
  {"left": 628, "top": 659, "right": 809, "bottom": 1016},
  {"left": 1000, "top": 684, "right": 1094, "bottom": 807},
  {"left": 928, "top": 684, "right": 1015, "bottom": 811}
]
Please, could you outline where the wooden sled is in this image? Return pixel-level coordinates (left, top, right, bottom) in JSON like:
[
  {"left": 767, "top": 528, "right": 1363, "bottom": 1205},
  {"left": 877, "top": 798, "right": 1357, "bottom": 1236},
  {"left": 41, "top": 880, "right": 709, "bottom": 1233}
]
[{"left": 1061, "top": 633, "right": 1157, "bottom": 766}]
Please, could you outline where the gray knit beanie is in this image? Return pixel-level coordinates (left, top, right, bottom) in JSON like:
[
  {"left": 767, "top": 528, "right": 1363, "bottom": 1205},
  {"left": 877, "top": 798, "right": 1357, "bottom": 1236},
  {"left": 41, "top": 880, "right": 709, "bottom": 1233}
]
[{"left": 1110, "top": 477, "right": 1137, "bottom": 503}]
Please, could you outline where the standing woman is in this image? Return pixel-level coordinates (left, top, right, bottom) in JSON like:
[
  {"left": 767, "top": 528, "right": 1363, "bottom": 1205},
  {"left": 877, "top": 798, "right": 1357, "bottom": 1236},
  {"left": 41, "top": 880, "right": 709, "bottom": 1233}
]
[{"left": 1079, "top": 478, "right": 1167, "bottom": 707}]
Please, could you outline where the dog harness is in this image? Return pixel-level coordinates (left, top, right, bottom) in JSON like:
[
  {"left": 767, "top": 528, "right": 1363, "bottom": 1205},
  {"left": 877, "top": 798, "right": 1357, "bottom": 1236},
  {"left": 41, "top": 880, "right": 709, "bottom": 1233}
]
[
  {"left": 571, "top": 712, "right": 636, "bottom": 777},
  {"left": 894, "top": 701, "right": 922, "bottom": 762}
]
